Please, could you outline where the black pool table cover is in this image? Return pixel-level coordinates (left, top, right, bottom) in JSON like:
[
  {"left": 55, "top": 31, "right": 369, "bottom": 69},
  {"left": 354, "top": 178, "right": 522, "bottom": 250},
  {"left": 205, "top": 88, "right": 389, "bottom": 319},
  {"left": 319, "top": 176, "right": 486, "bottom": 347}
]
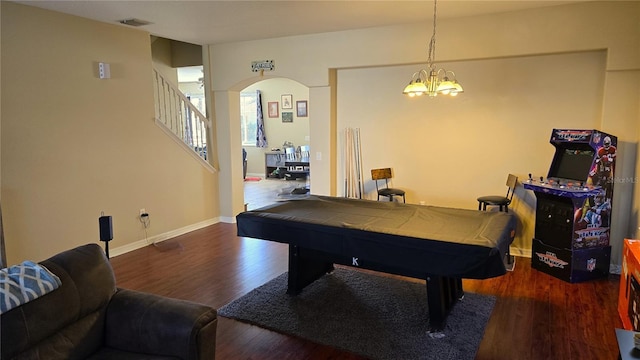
[{"left": 236, "top": 195, "right": 517, "bottom": 280}]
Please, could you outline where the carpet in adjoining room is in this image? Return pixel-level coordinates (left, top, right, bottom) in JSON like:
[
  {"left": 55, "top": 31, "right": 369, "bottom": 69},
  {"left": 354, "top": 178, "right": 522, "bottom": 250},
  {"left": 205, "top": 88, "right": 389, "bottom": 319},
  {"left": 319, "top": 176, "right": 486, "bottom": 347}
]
[
  {"left": 244, "top": 177, "right": 262, "bottom": 182},
  {"left": 218, "top": 268, "right": 496, "bottom": 360}
]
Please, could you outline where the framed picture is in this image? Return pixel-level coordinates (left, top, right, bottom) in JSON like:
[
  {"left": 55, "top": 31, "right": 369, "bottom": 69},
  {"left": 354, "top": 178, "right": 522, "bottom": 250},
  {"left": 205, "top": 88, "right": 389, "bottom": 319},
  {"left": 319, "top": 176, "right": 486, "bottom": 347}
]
[
  {"left": 281, "top": 94, "right": 293, "bottom": 109},
  {"left": 282, "top": 112, "right": 293, "bottom": 123},
  {"left": 296, "top": 100, "right": 308, "bottom": 117},
  {"left": 268, "top": 101, "right": 279, "bottom": 118}
]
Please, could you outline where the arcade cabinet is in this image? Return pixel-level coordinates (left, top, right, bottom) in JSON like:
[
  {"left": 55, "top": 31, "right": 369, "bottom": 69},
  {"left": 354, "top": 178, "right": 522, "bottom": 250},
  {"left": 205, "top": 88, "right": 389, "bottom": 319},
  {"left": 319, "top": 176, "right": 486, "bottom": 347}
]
[{"left": 523, "top": 129, "right": 616, "bottom": 282}]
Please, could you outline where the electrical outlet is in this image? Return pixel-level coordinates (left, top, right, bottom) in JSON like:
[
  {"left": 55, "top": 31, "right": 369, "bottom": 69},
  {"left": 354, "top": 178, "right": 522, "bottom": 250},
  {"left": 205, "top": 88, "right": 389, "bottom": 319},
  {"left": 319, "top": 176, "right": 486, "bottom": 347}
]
[{"left": 139, "top": 207, "right": 150, "bottom": 229}]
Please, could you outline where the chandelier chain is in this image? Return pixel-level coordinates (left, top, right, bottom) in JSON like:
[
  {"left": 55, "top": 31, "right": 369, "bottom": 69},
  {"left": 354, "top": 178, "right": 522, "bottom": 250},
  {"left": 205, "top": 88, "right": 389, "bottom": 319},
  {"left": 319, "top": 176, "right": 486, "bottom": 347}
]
[{"left": 427, "top": 0, "right": 438, "bottom": 70}]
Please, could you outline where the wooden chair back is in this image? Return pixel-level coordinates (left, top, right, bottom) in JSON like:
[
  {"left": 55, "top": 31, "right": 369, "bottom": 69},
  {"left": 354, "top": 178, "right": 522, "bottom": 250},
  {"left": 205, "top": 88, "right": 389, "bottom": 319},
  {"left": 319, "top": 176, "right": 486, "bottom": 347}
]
[
  {"left": 505, "top": 174, "right": 518, "bottom": 202},
  {"left": 371, "top": 168, "right": 393, "bottom": 190}
]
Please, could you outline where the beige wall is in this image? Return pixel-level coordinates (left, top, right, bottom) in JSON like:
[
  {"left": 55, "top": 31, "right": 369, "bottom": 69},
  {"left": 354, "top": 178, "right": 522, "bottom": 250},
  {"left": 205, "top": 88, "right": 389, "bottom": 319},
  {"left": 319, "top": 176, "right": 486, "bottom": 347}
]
[
  {"left": 152, "top": 37, "right": 179, "bottom": 85},
  {"left": 170, "top": 40, "right": 202, "bottom": 68},
  {"left": 209, "top": 1, "right": 640, "bottom": 265},
  {"left": 243, "top": 78, "right": 310, "bottom": 176},
  {"left": 1, "top": 2, "right": 219, "bottom": 264},
  {"left": 337, "top": 51, "right": 607, "bottom": 256}
]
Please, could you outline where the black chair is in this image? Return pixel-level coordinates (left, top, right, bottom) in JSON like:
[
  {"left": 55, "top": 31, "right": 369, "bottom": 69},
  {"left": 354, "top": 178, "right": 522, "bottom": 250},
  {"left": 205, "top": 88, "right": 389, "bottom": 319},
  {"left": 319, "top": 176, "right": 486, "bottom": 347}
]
[
  {"left": 299, "top": 145, "right": 310, "bottom": 159},
  {"left": 477, "top": 173, "right": 518, "bottom": 212},
  {"left": 284, "top": 146, "right": 296, "bottom": 161},
  {"left": 371, "top": 168, "right": 405, "bottom": 203},
  {"left": 477, "top": 173, "right": 518, "bottom": 271}
]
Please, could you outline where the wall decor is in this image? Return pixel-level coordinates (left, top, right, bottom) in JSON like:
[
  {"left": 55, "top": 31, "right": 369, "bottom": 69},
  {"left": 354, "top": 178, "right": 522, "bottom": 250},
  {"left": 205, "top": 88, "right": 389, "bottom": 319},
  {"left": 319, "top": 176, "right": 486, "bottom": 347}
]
[
  {"left": 281, "top": 94, "right": 293, "bottom": 109},
  {"left": 296, "top": 100, "right": 308, "bottom": 117},
  {"left": 282, "top": 112, "right": 293, "bottom": 123},
  {"left": 268, "top": 101, "right": 279, "bottom": 117},
  {"left": 251, "top": 59, "right": 275, "bottom": 72}
]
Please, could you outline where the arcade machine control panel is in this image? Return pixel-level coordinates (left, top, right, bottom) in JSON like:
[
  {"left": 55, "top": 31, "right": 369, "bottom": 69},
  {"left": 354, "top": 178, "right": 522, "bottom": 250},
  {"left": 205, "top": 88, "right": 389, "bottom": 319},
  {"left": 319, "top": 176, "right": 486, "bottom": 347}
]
[{"left": 523, "top": 174, "right": 604, "bottom": 199}]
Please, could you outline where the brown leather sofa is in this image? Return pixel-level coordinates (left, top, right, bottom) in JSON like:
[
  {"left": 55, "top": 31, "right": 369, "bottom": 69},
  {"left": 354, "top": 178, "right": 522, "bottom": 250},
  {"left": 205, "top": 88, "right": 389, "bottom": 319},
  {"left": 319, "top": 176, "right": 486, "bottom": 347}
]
[{"left": 1, "top": 243, "right": 217, "bottom": 359}]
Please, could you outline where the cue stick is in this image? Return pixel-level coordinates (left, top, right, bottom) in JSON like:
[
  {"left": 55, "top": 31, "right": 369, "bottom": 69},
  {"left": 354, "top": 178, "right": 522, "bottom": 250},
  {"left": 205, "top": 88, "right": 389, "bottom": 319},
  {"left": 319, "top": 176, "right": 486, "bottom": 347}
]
[
  {"left": 356, "top": 128, "right": 364, "bottom": 199},
  {"left": 349, "top": 128, "right": 356, "bottom": 198},
  {"left": 346, "top": 127, "right": 358, "bottom": 198},
  {"left": 345, "top": 128, "right": 352, "bottom": 197},
  {"left": 353, "top": 127, "right": 358, "bottom": 198},
  {"left": 349, "top": 128, "right": 356, "bottom": 197}
]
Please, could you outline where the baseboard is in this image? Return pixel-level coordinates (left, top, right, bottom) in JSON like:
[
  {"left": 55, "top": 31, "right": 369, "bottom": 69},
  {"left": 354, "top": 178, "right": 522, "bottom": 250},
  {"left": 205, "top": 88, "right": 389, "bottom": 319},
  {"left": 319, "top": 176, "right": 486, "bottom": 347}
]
[
  {"left": 511, "top": 246, "right": 531, "bottom": 258},
  {"left": 610, "top": 264, "right": 622, "bottom": 275},
  {"left": 110, "top": 217, "right": 220, "bottom": 258},
  {"left": 219, "top": 216, "right": 236, "bottom": 224}
]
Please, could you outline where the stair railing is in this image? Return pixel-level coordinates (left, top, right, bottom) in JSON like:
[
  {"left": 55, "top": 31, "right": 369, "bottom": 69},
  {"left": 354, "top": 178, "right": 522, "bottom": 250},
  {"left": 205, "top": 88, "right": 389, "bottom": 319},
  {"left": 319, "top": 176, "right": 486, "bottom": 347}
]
[{"left": 152, "top": 68, "right": 213, "bottom": 170}]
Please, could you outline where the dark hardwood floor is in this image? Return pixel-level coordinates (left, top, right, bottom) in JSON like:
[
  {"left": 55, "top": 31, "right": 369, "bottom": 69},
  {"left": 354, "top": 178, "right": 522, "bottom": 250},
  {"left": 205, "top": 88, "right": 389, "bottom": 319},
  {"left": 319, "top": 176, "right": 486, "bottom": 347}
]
[{"left": 109, "top": 223, "right": 622, "bottom": 360}]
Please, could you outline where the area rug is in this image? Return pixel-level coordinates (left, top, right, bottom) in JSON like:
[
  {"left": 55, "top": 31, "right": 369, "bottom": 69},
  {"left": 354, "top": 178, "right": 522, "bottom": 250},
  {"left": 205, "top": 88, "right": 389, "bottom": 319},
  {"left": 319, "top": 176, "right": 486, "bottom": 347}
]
[
  {"left": 244, "top": 177, "right": 262, "bottom": 182},
  {"left": 218, "top": 268, "right": 496, "bottom": 360}
]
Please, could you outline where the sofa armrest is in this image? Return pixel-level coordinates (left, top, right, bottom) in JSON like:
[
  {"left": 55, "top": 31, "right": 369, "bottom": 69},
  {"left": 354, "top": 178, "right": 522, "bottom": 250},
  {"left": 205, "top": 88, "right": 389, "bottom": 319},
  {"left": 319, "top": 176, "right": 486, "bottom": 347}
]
[{"left": 104, "top": 288, "right": 217, "bottom": 360}]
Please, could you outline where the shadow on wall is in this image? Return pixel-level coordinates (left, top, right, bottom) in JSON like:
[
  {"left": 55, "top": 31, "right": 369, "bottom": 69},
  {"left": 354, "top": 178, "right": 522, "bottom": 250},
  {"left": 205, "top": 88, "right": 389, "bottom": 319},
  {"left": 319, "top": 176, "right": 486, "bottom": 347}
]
[
  {"left": 506, "top": 183, "right": 536, "bottom": 257},
  {"left": 632, "top": 210, "right": 639, "bottom": 239}
]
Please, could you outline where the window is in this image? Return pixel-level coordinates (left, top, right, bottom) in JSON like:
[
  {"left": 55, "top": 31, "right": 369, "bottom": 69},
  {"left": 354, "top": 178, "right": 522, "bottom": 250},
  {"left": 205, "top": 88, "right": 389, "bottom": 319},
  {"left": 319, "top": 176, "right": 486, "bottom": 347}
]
[
  {"left": 177, "top": 66, "right": 206, "bottom": 115},
  {"left": 240, "top": 91, "right": 258, "bottom": 146}
]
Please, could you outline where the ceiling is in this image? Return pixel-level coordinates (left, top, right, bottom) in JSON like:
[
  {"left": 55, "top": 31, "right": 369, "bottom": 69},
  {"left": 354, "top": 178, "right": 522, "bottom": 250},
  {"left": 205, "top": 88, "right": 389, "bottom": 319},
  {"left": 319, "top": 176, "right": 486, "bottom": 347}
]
[{"left": 15, "top": 0, "right": 589, "bottom": 46}]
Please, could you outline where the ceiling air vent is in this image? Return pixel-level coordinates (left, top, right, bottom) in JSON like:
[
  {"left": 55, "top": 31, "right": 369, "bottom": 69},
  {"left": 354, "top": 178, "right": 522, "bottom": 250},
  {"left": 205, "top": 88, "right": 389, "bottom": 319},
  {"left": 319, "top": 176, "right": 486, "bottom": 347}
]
[{"left": 118, "top": 18, "right": 152, "bottom": 27}]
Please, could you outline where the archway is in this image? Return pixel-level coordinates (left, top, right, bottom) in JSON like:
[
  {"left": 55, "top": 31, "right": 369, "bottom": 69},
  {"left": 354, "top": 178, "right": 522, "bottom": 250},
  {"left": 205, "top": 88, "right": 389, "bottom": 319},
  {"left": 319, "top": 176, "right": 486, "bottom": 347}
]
[
  {"left": 241, "top": 78, "right": 310, "bottom": 210},
  {"left": 212, "top": 75, "right": 314, "bottom": 220}
]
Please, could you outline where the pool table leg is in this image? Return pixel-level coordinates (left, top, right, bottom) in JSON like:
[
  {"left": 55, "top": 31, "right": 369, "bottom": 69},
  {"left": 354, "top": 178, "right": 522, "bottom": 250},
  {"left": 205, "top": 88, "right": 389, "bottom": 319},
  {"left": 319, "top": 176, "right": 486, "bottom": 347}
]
[
  {"left": 426, "top": 275, "right": 463, "bottom": 331},
  {"left": 287, "top": 245, "right": 335, "bottom": 295}
]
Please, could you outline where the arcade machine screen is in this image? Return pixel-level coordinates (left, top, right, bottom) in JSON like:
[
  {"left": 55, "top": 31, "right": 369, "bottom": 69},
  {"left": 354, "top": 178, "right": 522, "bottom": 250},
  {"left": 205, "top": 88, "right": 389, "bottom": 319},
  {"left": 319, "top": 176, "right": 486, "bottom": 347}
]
[{"left": 547, "top": 145, "right": 595, "bottom": 182}]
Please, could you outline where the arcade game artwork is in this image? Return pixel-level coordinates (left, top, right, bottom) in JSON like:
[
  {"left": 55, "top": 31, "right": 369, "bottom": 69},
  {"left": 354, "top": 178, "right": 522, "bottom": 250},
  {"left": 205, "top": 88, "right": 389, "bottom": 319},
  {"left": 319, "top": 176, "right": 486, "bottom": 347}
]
[{"left": 524, "top": 129, "right": 617, "bottom": 282}]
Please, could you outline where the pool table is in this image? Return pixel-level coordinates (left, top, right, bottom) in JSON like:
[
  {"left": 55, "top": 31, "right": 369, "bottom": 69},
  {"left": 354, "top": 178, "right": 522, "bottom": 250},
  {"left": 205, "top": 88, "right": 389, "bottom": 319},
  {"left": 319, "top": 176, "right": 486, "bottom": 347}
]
[{"left": 236, "top": 195, "right": 516, "bottom": 330}]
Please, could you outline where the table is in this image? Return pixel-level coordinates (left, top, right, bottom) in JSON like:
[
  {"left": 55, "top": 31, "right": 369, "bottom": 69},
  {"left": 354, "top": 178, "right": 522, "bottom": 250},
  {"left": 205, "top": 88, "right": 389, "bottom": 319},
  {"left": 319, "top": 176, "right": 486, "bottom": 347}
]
[
  {"left": 616, "top": 328, "right": 640, "bottom": 360},
  {"left": 236, "top": 196, "right": 516, "bottom": 330},
  {"left": 284, "top": 156, "right": 310, "bottom": 180}
]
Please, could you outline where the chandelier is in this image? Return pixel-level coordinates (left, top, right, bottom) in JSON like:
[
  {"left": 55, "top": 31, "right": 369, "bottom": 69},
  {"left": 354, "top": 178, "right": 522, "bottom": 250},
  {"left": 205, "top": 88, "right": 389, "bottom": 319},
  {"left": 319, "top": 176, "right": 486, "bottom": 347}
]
[{"left": 403, "top": 0, "right": 463, "bottom": 98}]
